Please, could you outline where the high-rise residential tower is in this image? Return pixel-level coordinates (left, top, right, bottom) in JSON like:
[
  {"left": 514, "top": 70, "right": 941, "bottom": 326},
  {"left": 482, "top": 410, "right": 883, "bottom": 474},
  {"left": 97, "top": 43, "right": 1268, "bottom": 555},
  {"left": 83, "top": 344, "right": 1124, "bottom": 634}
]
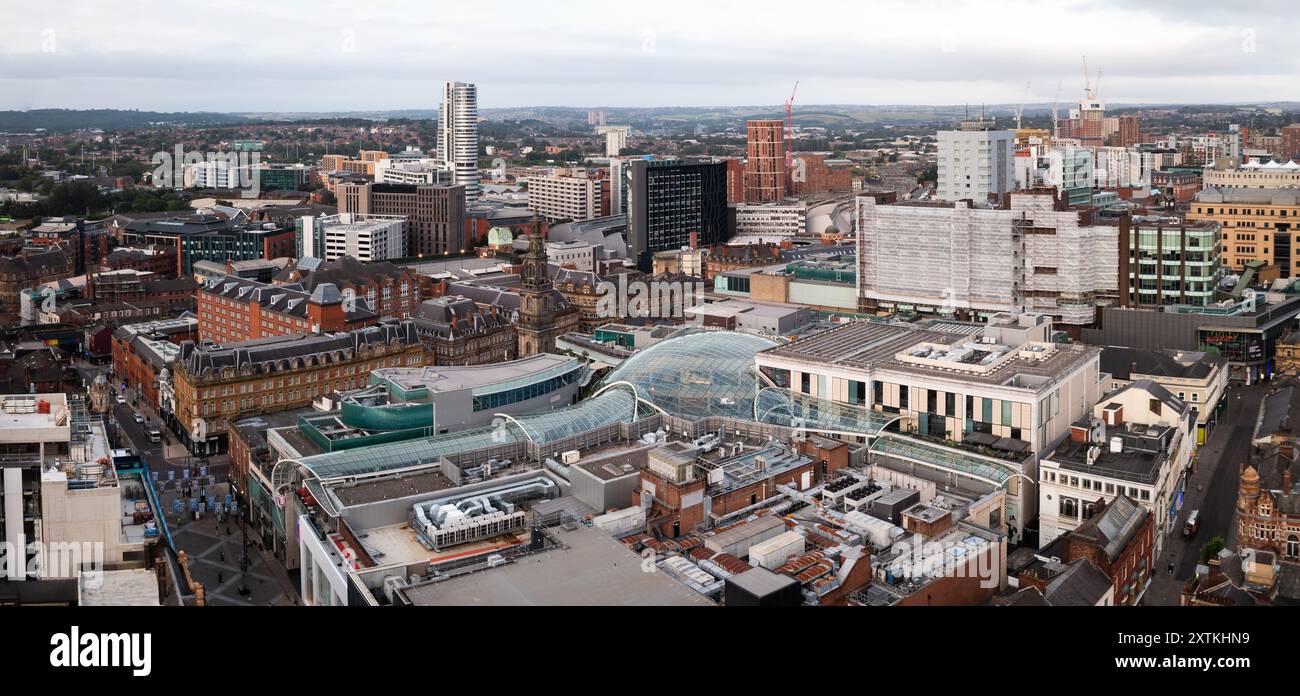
[
  {"left": 935, "top": 125, "right": 1016, "bottom": 203},
  {"left": 745, "top": 119, "right": 786, "bottom": 203},
  {"left": 439, "top": 80, "right": 480, "bottom": 203}
]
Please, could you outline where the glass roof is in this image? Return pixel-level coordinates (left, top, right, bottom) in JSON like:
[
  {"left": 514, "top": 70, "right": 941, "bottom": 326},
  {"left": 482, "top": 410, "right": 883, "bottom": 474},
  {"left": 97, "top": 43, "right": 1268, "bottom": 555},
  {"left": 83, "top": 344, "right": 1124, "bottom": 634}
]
[
  {"left": 507, "top": 387, "right": 637, "bottom": 444},
  {"left": 600, "top": 331, "right": 777, "bottom": 420},
  {"left": 293, "top": 386, "right": 640, "bottom": 482},
  {"left": 869, "top": 435, "right": 1013, "bottom": 486},
  {"left": 754, "top": 387, "right": 900, "bottom": 437}
]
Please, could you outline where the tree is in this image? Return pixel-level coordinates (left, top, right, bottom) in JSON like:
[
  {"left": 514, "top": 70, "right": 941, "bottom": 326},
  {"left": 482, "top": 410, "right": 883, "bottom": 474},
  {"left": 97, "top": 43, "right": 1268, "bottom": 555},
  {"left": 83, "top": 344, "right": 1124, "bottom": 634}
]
[{"left": 1199, "top": 536, "right": 1226, "bottom": 564}]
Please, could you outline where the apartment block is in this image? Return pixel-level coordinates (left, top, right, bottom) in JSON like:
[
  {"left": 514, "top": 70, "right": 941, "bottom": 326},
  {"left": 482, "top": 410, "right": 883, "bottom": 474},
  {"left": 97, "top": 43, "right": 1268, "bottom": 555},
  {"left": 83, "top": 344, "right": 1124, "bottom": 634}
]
[
  {"left": 935, "top": 128, "right": 1015, "bottom": 203},
  {"left": 524, "top": 174, "right": 602, "bottom": 222}
]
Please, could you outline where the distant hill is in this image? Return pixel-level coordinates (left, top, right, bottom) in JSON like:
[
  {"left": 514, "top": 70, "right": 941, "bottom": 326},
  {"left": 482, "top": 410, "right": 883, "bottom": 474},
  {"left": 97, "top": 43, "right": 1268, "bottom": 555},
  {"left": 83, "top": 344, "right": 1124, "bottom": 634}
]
[{"left": 0, "top": 109, "right": 253, "bottom": 132}]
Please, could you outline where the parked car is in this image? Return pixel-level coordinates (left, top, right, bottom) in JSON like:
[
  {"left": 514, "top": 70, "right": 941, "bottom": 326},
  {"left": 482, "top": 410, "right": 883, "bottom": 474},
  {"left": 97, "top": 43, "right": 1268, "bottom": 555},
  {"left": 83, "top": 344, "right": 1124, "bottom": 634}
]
[
  {"left": 133, "top": 414, "right": 145, "bottom": 424},
  {"left": 1183, "top": 509, "right": 1200, "bottom": 538},
  {"left": 115, "top": 395, "right": 126, "bottom": 405}
]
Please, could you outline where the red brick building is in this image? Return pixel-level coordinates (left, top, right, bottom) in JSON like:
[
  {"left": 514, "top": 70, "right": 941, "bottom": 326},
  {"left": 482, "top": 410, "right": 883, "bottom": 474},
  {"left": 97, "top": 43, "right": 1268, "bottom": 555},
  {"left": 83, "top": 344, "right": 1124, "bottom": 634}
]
[
  {"left": 197, "top": 275, "right": 377, "bottom": 344},
  {"left": 787, "top": 154, "right": 854, "bottom": 196},
  {"left": 111, "top": 315, "right": 200, "bottom": 410},
  {"left": 1019, "top": 495, "right": 1154, "bottom": 606}
]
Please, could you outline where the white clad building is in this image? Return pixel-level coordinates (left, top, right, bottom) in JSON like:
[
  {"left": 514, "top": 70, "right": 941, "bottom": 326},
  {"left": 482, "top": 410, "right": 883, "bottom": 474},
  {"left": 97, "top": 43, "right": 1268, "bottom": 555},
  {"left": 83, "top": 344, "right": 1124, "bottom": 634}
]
[
  {"left": 936, "top": 128, "right": 1015, "bottom": 202},
  {"left": 374, "top": 158, "right": 451, "bottom": 186},
  {"left": 733, "top": 201, "right": 807, "bottom": 240},
  {"left": 546, "top": 239, "right": 602, "bottom": 272},
  {"left": 438, "top": 81, "right": 480, "bottom": 202},
  {"left": 319, "top": 213, "right": 408, "bottom": 262},
  {"left": 599, "top": 125, "right": 630, "bottom": 157},
  {"left": 855, "top": 191, "right": 1118, "bottom": 326},
  {"left": 525, "top": 174, "right": 602, "bottom": 222},
  {"left": 1037, "top": 381, "right": 1194, "bottom": 557}
]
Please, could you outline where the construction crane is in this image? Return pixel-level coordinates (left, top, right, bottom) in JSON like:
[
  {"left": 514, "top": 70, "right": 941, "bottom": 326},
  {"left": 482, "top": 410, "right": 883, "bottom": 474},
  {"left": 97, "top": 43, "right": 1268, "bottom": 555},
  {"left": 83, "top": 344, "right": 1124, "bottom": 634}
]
[
  {"left": 1082, "top": 55, "right": 1101, "bottom": 101},
  {"left": 785, "top": 81, "right": 799, "bottom": 169}
]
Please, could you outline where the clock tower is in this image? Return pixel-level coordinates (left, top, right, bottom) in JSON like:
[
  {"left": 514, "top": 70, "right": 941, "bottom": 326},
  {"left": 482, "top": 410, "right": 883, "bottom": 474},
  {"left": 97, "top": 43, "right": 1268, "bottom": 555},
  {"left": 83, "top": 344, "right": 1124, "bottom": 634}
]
[{"left": 517, "top": 213, "right": 558, "bottom": 356}]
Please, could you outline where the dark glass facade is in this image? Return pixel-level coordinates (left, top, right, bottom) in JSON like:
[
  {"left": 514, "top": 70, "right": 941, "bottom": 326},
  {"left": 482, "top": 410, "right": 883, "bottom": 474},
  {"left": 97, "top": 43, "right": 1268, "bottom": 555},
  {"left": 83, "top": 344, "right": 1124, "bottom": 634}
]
[{"left": 627, "top": 158, "right": 728, "bottom": 270}]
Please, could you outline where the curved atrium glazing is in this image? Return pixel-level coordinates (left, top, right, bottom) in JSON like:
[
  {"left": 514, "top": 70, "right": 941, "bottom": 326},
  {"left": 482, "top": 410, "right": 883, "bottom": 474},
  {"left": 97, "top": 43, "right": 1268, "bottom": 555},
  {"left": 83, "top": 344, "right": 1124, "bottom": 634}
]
[
  {"left": 754, "top": 387, "right": 900, "bottom": 438},
  {"left": 598, "top": 331, "right": 778, "bottom": 420},
  {"left": 282, "top": 386, "right": 639, "bottom": 483}
]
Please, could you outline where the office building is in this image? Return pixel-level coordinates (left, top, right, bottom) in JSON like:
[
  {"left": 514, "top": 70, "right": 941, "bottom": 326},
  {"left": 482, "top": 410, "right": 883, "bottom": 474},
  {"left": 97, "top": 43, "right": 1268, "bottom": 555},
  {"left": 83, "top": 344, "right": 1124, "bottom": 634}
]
[
  {"left": 1047, "top": 146, "right": 1094, "bottom": 207},
  {"left": 308, "top": 213, "right": 408, "bottom": 262},
  {"left": 1117, "top": 215, "right": 1221, "bottom": 308},
  {"left": 337, "top": 181, "right": 467, "bottom": 257},
  {"left": 935, "top": 127, "right": 1015, "bottom": 203},
  {"left": 171, "top": 318, "right": 424, "bottom": 454},
  {"left": 373, "top": 157, "right": 451, "bottom": 186},
  {"left": 122, "top": 214, "right": 296, "bottom": 276},
  {"left": 1188, "top": 188, "right": 1300, "bottom": 275},
  {"left": 273, "top": 255, "right": 423, "bottom": 320},
  {"left": 196, "top": 276, "right": 377, "bottom": 344},
  {"left": 438, "top": 80, "right": 480, "bottom": 202},
  {"left": 627, "top": 158, "right": 729, "bottom": 270},
  {"left": 732, "top": 201, "right": 807, "bottom": 241}
]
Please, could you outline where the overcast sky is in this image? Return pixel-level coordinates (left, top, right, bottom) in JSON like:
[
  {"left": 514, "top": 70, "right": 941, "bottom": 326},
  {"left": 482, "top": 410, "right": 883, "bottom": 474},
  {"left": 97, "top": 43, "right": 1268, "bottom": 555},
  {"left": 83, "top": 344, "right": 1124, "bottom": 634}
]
[{"left": 1, "top": 0, "right": 1297, "bottom": 112}]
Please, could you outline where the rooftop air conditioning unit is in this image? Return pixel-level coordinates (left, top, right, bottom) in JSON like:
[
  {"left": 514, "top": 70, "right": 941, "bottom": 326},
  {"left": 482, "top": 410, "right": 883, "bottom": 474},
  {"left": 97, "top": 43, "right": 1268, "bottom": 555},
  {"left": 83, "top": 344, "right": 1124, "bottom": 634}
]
[{"left": 1109, "top": 436, "right": 1124, "bottom": 454}]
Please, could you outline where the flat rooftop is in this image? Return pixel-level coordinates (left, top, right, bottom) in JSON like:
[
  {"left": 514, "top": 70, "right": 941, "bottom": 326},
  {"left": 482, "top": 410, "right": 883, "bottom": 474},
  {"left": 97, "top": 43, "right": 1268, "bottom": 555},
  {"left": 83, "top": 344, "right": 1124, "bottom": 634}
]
[
  {"left": 79, "top": 569, "right": 160, "bottom": 607},
  {"left": 361, "top": 522, "right": 526, "bottom": 568},
  {"left": 374, "top": 354, "right": 579, "bottom": 394},
  {"left": 1049, "top": 428, "right": 1174, "bottom": 485},
  {"left": 397, "top": 524, "right": 713, "bottom": 606},
  {"left": 0, "top": 394, "right": 71, "bottom": 443},
  {"left": 328, "top": 469, "right": 457, "bottom": 508},
  {"left": 761, "top": 321, "right": 1098, "bottom": 387}
]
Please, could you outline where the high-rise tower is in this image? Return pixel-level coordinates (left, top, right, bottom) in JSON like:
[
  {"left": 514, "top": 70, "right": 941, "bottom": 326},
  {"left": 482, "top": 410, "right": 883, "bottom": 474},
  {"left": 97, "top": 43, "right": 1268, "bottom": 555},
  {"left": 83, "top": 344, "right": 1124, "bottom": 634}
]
[{"left": 439, "top": 80, "right": 480, "bottom": 203}]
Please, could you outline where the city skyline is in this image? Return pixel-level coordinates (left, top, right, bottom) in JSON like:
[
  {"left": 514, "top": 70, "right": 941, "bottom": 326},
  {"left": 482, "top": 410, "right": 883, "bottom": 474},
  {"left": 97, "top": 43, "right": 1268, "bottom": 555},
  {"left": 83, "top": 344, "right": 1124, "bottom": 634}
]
[{"left": 1, "top": 0, "right": 1299, "bottom": 112}]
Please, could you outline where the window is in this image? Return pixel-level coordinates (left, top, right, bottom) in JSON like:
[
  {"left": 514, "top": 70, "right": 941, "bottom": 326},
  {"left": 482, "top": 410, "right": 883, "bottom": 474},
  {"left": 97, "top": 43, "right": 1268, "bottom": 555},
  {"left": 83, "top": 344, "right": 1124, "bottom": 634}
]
[{"left": 1060, "top": 497, "right": 1079, "bottom": 519}]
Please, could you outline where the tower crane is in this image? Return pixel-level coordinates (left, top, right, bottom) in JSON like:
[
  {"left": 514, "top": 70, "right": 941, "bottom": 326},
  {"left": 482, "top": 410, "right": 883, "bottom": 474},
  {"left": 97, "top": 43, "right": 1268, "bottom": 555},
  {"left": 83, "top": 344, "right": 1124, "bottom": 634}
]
[{"left": 785, "top": 81, "right": 799, "bottom": 169}]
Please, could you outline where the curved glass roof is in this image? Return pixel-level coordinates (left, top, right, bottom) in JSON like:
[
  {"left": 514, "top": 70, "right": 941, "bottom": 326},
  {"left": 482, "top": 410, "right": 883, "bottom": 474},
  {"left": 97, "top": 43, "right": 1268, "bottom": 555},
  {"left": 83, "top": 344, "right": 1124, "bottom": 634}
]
[
  {"left": 288, "top": 386, "right": 639, "bottom": 482},
  {"left": 599, "top": 331, "right": 777, "bottom": 420},
  {"left": 507, "top": 387, "right": 637, "bottom": 444},
  {"left": 754, "top": 387, "right": 900, "bottom": 437}
]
